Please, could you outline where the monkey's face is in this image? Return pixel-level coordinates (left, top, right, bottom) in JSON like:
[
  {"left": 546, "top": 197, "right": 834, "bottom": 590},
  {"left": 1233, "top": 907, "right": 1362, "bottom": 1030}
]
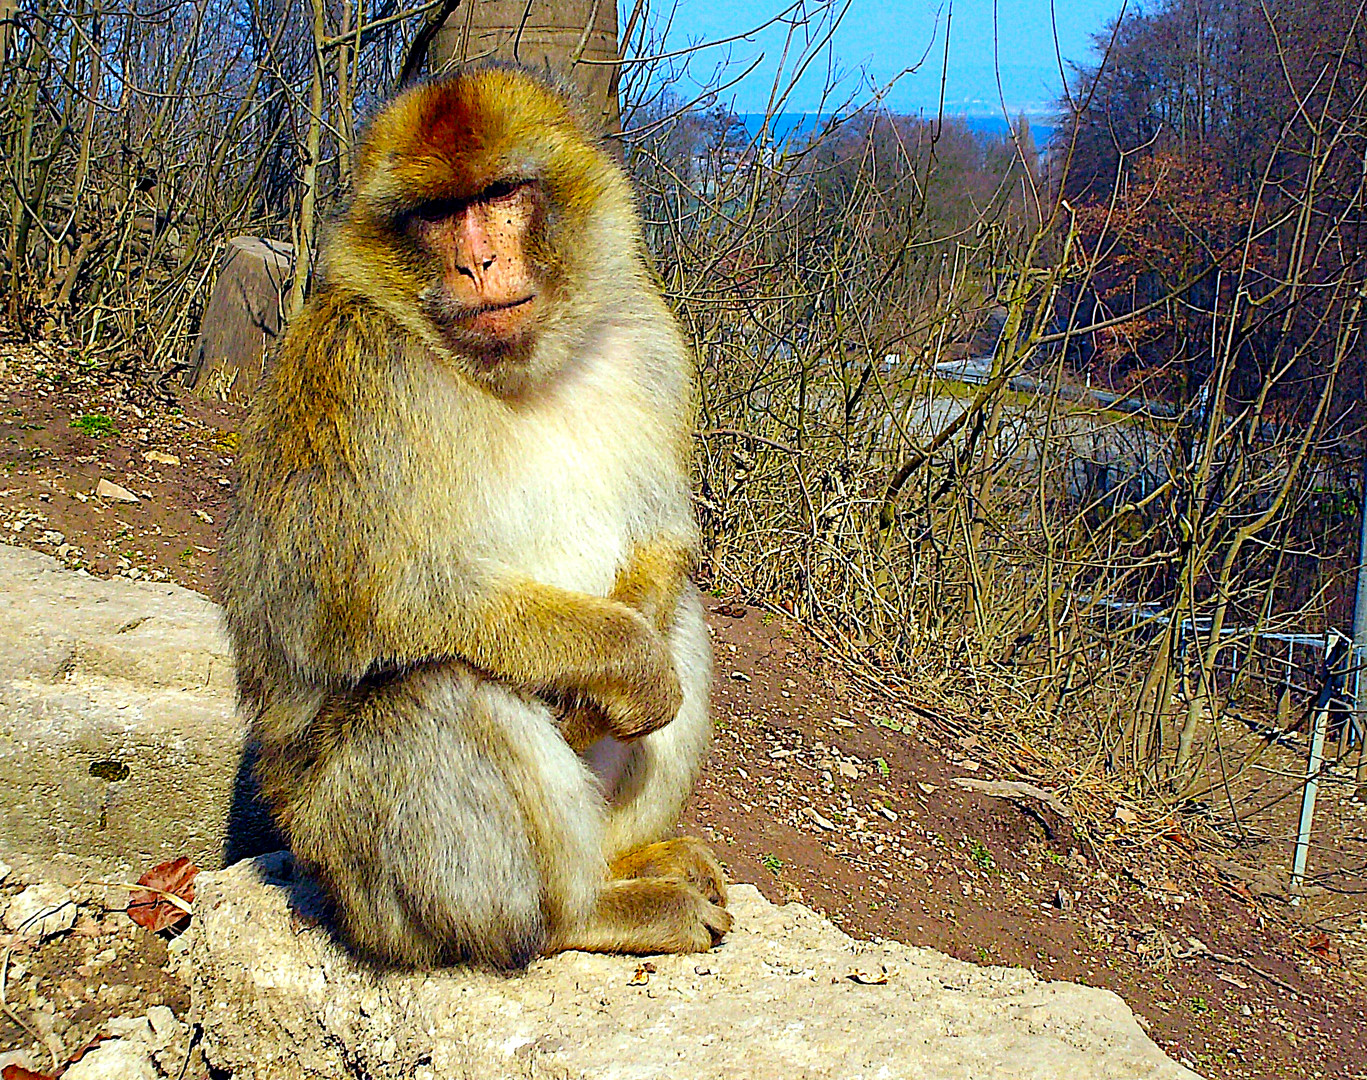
[
  {"left": 408, "top": 179, "right": 546, "bottom": 368},
  {"left": 334, "top": 69, "right": 635, "bottom": 395}
]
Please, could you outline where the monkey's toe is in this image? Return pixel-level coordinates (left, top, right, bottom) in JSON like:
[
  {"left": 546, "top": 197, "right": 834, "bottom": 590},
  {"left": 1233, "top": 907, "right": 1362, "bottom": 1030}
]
[
  {"left": 700, "top": 896, "right": 733, "bottom": 945},
  {"left": 611, "top": 836, "right": 728, "bottom": 907},
  {"left": 663, "top": 884, "right": 731, "bottom": 952}
]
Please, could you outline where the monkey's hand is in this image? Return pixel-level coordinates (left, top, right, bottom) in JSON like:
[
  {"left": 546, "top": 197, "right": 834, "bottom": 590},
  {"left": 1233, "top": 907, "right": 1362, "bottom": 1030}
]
[
  {"left": 555, "top": 539, "right": 693, "bottom": 749},
  {"left": 578, "top": 607, "right": 682, "bottom": 741},
  {"left": 611, "top": 536, "right": 696, "bottom": 635}
]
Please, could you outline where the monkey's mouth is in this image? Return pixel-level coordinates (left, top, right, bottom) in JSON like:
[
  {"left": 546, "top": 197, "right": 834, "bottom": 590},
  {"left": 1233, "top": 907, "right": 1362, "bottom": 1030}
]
[
  {"left": 422, "top": 288, "right": 538, "bottom": 357},
  {"left": 458, "top": 295, "right": 535, "bottom": 321},
  {"left": 451, "top": 295, "right": 537, "bottom": 342}
]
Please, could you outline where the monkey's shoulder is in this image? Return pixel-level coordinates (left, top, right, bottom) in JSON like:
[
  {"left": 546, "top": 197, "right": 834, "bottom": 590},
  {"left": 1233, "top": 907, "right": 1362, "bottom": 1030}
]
[
  {"left": 237, "top": 292, "right": 402, "bottom": 470},
  {"left": 274, "top": 290, "right": 398, "bottom": 393}
]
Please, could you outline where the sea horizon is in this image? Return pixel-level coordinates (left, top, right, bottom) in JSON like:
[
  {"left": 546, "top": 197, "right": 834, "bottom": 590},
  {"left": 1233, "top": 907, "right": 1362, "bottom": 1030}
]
[{"left": 735, "top": 112, "right": 1059, "bottom": 149}]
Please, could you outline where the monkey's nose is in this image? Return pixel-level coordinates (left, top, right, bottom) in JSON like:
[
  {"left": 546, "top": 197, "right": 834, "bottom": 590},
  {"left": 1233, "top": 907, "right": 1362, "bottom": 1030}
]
[{"left": 456, "top": 254, "right": 496, "bottom": 281}]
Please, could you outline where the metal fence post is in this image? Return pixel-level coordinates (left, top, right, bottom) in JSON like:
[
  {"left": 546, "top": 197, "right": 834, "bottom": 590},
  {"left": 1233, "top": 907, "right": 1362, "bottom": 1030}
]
[
  {"left": 1292, "top": 634, "right": 1349, "bottom": 897},
  {"left": 1351, "top": 449, "right": 1367, "bottom": 791}
]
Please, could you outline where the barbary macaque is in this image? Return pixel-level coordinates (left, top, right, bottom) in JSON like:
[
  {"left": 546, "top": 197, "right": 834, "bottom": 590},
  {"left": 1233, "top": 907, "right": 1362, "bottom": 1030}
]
[{"left": 220, "top": 67, "right": 729, "bottom": 968}]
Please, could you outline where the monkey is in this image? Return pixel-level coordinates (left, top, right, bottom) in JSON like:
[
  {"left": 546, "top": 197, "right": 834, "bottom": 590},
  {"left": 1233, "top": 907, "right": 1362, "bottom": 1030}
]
[{"left": 219, "top": 66, "right": 731, "bottom": 970}]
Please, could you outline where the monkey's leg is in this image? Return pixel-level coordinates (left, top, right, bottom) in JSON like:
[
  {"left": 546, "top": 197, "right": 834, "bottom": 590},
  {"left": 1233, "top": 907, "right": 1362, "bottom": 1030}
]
[
  {"left": 280, "top": 662, "right": 608, "bottom": 970},
  {"left": 573, "top": 584, "right": 730, "bottom": 922}
]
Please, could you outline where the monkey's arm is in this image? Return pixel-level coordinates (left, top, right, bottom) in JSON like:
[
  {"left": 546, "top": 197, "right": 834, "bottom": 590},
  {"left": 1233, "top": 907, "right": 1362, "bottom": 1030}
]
[
  {"left": 557, "top": 535, "right": 696, "bottom": 752},
  {"left": 364, "top": 565, "right": 683, "bottom": 742}
]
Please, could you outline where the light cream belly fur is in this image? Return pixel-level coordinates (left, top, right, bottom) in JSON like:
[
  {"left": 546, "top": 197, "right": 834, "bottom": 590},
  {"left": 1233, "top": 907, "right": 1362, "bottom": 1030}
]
[{"left": 411, "top": 336, "right": 689, "bottom": 598}]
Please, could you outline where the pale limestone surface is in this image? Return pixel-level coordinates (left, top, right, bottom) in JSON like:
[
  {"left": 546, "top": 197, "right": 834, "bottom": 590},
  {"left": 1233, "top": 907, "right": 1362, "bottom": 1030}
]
[
  {"left": 189, "top": 854, "right": 1200, "bottom": 1080},
  {"left": 0, "top": 543, "right": 270, "bottom": 882}
]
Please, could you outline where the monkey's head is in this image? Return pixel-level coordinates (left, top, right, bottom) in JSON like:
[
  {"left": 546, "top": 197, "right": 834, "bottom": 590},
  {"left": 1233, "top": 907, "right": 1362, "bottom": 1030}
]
[{"left": 327, "top": 67, "right": 640, "bottom": 394}]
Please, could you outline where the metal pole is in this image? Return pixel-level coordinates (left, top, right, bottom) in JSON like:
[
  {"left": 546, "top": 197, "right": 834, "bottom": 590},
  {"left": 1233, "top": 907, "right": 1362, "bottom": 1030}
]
[
  {"left": 1291, "top": 636, "right": 1344, "bottom": 897},
  {"left": 1291, "top": 696, "right": 1328, "bottom": 897},
  {"left": 1352, "top": 448, "right": 1367, "bottom": 792}
]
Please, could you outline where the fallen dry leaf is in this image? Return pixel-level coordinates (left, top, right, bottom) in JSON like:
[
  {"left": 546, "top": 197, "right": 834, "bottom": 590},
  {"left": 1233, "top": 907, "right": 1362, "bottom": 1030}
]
[
  {"left": 1306, "top": 932, "right": 1341, "bottom": 964},
  {"left": 627, "top": 961, "right": 657, "bottom": 986},
  {"left": 1115, "top": 805, "right": 1140, "bottom": 825},
  {"left": 128, "top": 856, "right": 198, "bottom": 933},
  {"left": 846, "top": 964, "right": 890, "bottom": 984},
  {"left": 3, "top": 1066, "right": 55, "bottom": 1080}
]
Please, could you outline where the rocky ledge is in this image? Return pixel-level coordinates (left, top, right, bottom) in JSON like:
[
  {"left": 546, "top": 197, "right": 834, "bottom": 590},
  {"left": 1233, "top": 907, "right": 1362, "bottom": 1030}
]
[{"left": 187, "top": 853, "right": 1199, "bottom": 1080}]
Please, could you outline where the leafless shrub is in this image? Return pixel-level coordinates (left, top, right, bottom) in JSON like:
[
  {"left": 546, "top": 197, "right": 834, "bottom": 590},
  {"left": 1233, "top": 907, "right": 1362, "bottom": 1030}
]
[{"left": 3, "top": 0, "right": 1365, "bottom": 808}]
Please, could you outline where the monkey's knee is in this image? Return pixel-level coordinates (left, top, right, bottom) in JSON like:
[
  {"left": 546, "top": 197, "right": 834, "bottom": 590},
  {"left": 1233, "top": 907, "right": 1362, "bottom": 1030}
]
[
  {"left": 286, "top": 668, "right": 612, "bottom": 970},
  {"left": 332, "top": 865, "right": 549, "bottom": 970},
  {"left": 281, "top": 706, "right": 557, "bottom": 967},
  {"left": 294, "top": 789, "right": 551, "bottom": 969}
]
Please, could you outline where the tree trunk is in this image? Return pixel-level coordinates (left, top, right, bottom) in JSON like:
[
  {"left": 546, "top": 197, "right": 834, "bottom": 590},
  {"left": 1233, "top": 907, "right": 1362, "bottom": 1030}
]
[{"left": 430, "top": 0, "right": 620, "bottom": 132}]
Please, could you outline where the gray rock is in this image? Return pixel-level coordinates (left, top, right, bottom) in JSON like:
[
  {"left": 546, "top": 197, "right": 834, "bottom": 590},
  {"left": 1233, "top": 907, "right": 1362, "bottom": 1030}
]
[
  {"left": 184, "top": 236, "right": 293, "bottom": 402},
  {"left": 62, "top": 1037, "right": 159, "bottom": 1080},
  {"left": 3, "top": 882, "right": 77, "bottom": 938},
  {"left": 0, "top": 543, "right": 275, "bottom": 883},
  {"left": 189, "top": 855, "right": 1199, "bottom": 1080},
  {"left": 2, "top": 542, "right": 1198, "bottom": 1078},
  {"left": 146, "top": 1004, "right": 179, "bottom": 1047}
]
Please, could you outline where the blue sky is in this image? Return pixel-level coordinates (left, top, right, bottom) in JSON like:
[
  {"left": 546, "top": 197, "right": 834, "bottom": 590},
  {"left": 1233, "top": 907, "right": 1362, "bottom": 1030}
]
[{"left": 642, "top": 0, "right": 1127, "bottom": 118}]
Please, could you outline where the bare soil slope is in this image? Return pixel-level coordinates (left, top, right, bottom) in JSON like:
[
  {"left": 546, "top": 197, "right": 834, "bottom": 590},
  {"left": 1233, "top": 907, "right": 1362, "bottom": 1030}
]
[{"left": 0, "top": 346, "right": 1363, "bottom": 1080}]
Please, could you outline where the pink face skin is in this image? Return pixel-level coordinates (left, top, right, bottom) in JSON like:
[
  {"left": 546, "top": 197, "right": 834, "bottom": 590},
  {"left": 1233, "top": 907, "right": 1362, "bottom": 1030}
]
[{"left": 412, "top": 181, "right": 543, "bottom": 361}]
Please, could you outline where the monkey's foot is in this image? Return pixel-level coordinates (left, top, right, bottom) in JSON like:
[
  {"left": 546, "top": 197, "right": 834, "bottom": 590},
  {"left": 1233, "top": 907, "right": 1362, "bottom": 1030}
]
[
  {"left": 550, "top": 877, "right": 732, "bottom": 956},
  {"left": 610, "top": 837, "right": 728, "bottom": 907}
]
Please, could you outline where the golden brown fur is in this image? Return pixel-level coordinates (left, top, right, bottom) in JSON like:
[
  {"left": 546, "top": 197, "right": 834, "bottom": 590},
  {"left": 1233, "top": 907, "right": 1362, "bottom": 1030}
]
[{"left": 220, "top": 67, "right": 729, "bottom": 969}]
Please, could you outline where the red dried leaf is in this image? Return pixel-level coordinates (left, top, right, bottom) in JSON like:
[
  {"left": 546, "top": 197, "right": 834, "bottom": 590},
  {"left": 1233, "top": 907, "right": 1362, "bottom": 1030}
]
[
  {"left": 64, "top": 1033, "right": 111, "bottom": 1068},
  {"left": 1306, "top": 932, "right": 1341, "bottom": 964},
  {"left": 127, "top": 856, "right": 199, "bottom": 933},
  {"left": 3, "top": 1065, "right": 56, "bottom": 1080}
]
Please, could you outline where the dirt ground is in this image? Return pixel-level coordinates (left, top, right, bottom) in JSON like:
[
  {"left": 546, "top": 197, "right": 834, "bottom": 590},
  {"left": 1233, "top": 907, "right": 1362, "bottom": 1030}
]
[{"left": 0, "top": 342, "right": 1365, "bottom": 1080}]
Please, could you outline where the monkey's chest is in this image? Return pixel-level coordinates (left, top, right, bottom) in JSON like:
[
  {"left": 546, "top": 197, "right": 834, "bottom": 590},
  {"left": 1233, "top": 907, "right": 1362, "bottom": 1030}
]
[{"left": 424, "top": 403, "right": 678, "bottom": 597}]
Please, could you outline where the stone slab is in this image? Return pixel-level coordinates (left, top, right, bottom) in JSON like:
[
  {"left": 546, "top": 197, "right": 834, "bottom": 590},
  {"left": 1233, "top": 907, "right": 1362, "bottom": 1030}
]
[
  {"left": 189, "top": 855, "right": 1200, "bottom": 1080},
  {"left": 0, "top": 543, "right": 273, "bottom": 882}
]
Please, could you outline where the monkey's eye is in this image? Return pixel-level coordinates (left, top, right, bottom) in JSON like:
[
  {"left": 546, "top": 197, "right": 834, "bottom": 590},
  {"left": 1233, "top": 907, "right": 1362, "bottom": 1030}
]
[
  {"left": 410, "top": 197, "right": 461, "bottom": 224},
  {"left": 481, "top": 179, "right": 527, "bottom": 203}
]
